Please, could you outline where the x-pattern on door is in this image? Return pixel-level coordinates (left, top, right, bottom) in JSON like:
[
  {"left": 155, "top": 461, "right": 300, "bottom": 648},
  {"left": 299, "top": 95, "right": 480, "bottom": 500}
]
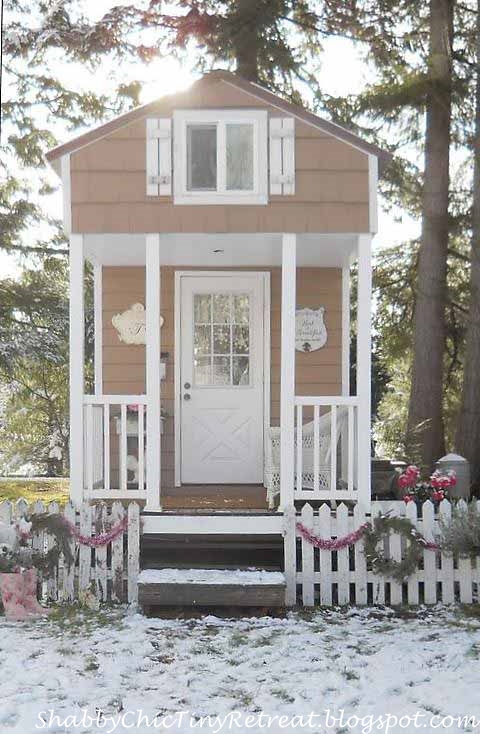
[{"left": 179, "top": 273, "right": 266, "bottom": 485}]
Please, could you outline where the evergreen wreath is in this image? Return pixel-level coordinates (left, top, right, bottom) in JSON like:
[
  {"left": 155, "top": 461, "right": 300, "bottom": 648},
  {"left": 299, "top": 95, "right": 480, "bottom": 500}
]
[{"left": 363, "top": 515, "right": 432, "bottom": 582}]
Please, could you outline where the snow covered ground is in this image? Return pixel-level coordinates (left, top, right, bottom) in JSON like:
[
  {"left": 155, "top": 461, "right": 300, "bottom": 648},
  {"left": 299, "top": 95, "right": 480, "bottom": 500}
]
[{"left": 1, "top": 606, "right": 480, "bottom": 733}]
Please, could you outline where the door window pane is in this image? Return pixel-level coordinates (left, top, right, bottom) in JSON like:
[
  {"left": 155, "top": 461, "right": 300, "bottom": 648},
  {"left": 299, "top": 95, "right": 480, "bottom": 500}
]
[
  {"left": 194, "top": 324, "right": 211, "bottom": 355},
  {"left": 194, "top": 294, "right": 211, "bottom": 323},
  {"left": 233, "top": 357, "right": 249, "bottom": 385},
  {"left": 213, "top": 356, "right": 230, "bottom": 385},
  {"left": 233, "top": 294, "right": 249, "bottom": 324},
  {"left": 192, "top": 291, "right": 251, "bottom": 386},
  {"left": 226, "top": 124, "right": 254, "bottom": 191},
  {"left": 194, "top": 356, "right": 212, "bottom": 385},
  {"left": 213, "top": 294, "right": 231, "bottom": 323},
  {"left": 187, "top": 124, "right": 217, "bottom": 191},
  {"left": 232, "top": 325, "right": 249, "bottom": 354},
  {"left": 213, "top": 325, "right": 230, "bottom": 354}
]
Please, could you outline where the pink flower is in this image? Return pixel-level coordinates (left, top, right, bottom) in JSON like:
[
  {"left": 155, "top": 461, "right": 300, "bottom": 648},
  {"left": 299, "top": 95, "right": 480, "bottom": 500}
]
[
  {"left": 398, "top": 465, "right": 420, "bottom": 489},
  {"left": 403, "top": 494, "right": 415, "bottom": 504},
  {"left": 431, "top": 490, "right": 445, "bottom": 502},
  {"left": 430, "top": 470, "right": 457, "bottom": 489}
]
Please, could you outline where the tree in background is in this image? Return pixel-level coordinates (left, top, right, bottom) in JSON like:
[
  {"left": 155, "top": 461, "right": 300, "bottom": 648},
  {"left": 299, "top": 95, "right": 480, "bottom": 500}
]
[
  {"left": 318, "top": 0, "right": 479, "bottom": 466},
  {"left": 0, "top": 261, "right": 69, "bottom": 474},
  {"left": 2, "top": 0, "right": 479, "bottom": 474},
  {"left": 456, "top": 0, "right": 480, "bottom": 484},
  {"left": 406, "top": 0, "right": 455, "bottom": 468}
]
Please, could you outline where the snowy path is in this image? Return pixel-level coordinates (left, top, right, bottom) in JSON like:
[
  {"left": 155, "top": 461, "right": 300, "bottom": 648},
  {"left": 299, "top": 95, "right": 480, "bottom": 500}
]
[{"left": 0, "top": 607, "right": 479, "bottom": 733}]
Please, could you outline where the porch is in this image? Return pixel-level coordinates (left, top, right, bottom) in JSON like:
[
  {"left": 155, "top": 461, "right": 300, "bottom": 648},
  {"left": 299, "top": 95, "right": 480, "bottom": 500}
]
[{"left": 70, "top": 231, "right": 372, "bottom": 516}]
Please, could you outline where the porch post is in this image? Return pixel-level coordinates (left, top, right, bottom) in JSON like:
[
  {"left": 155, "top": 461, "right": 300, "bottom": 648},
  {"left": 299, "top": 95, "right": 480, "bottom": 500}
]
[
  {"left": 146, "top": 234, "right": 162, "bottom": 510},
  {"left": 341, "top": 263, "right": 350, "bottom": 396},
  {"left": 281, "top": 233, "right": 297, "bottom": 606},
  {"left": 69, "top": 234, "right": 84, "bottom": 506},
  {"left": 93, "top": 263, "right": 103, "bottom": 395},
  {"left": 280, "top": 233, "right": 297, "bottom": 508},
  {"left": 356, "top": 234, "right": 372, "bottom": 512}
]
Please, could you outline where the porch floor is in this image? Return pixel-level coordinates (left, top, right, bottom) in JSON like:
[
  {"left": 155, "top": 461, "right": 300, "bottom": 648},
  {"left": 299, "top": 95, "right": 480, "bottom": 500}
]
[{"left": 161, "top": 484, "right": 270, "bottom": 511}]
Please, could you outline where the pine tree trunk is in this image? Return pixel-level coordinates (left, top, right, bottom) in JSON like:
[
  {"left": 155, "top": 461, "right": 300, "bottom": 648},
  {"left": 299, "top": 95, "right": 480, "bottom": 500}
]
[
  {"left": 406, "top": 0, "right": 454, "bottom": 468},
  {"left": 232, "top": 0, "right": 259, "bottom": 81},
  {"left": 455, "top": 0, "right": 480, "bottom": 485}
]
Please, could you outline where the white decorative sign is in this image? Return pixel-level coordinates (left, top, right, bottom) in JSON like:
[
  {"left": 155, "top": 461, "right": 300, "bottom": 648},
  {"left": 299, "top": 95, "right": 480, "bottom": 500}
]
[
  {"left": 295, "top": 307, "right": 327, "bottom": 352},
  {"left": 112, "top": 303, "right": 164, "bottom": 345}
]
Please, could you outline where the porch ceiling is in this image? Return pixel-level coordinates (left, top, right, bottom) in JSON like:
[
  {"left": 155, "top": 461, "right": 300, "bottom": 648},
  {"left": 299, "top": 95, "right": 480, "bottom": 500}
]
[{"left": 83, "top": 233, "right": 358, "bottom": 268}]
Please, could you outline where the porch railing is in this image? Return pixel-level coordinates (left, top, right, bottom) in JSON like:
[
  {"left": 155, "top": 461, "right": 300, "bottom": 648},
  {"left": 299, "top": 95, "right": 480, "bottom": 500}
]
[
  {"left": 293, "top": 396, "right": 358, "bottom": 501},
  {"left": 83, "top": 395, "right": 147, "bottom": 500}
]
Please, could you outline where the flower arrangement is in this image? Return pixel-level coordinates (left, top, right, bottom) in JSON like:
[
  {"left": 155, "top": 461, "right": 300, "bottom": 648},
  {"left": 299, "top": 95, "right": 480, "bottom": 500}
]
[{"left": 398, "top": 464, "right": 457, "bottom": 504}]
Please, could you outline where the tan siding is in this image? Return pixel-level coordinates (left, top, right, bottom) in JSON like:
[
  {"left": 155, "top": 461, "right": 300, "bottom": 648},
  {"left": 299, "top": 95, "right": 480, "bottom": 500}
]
[
  {"left": 102, "top": 265, "right": 342, "bottom": 491},
  {"left": 71, "top": 83, "right": 370, "bottom": 234}
]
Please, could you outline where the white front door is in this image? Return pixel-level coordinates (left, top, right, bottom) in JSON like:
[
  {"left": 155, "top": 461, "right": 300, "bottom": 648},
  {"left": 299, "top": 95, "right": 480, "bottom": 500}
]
[{"left": 180, "top": 273, "right": 266, "bottom": 484}]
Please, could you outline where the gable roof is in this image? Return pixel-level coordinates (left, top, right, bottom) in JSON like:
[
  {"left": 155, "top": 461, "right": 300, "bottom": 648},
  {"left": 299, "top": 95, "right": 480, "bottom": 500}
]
[{"left": 46, "top": 70, "right": 392, "bottom": 173}]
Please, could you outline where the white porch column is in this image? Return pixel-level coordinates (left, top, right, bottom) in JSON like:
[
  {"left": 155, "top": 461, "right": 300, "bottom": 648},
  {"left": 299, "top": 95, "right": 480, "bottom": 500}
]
[
  {"left": 69, "top": 234, "right": 85, "bottom": 506},
  {"left": 341, "top": 263, "right": 351, "bottom": 396},
  {"left": 280, "top": 233, "right": 297, "bottom": 508},
  {"left": 93, "top": 263, "right": 103, "bottom": 395},
  {"left": 281, "top": 233, "right": 297, "bottom": 606},
  {"left": 146, "top": 234, "right": 162, "bottom": 510},
  {"left": 356, "top": 235, "right": 372, "bottom": 512}
]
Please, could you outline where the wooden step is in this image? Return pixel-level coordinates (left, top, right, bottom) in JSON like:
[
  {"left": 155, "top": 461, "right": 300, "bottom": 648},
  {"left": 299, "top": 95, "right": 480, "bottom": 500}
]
[
  {"left": 138, "top": 568, "right": 286, "bottom": 608},
  {"left": 141, "top": 533, "right": 284, "bottom": 571}
]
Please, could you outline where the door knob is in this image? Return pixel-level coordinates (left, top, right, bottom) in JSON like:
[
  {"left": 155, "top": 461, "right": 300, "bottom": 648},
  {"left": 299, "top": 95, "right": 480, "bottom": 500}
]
[
  {"left": 183, "top": 393, "right": 191, "bottom": 401},
  {"left": 184, "top": 382, "right": 191, "bottom": 389}
]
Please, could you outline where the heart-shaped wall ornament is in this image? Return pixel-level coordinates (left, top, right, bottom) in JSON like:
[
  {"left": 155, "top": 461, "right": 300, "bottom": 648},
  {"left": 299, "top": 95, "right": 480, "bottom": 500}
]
[{"left": 112, "top": 303, "right": 164, "bottom": 345}]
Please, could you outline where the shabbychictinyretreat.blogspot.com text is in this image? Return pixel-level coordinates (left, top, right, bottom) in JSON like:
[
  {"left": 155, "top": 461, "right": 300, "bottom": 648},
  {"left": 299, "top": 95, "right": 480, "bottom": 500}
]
[{"left": 34, "top": 708, "right": 480, "bottom": 732}]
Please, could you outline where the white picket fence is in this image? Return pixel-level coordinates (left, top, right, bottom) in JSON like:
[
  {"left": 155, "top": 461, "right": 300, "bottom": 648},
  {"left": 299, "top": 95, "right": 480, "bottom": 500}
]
[
  {"left": 295, "top": 499, "right": 480, "bottom": 606},
  {"left": 0, "top": 500, "right": 140, "bottom": 604},
  {"left": 2, "top": 497, "right": 479, "bottom": 609}
]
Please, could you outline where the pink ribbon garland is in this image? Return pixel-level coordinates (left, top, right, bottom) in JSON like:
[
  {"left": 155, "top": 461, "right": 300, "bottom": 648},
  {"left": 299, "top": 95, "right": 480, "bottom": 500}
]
[
  {"left": 296, "top": 521, "right": 440, "bottom": 552},
  {"left": 410, "top": 532, "right": 439, "bottom": 551},
  {"left": 296, "top": 521, "right": 370, "bottom": 550},
  {"left": 61, "top": 515, "right": 128, "bottom": 547}
]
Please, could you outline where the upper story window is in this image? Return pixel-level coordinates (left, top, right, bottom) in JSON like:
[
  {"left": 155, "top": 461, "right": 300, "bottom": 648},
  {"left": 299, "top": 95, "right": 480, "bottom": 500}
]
[{"left": 174, "top": 110, "right": 268, "bottom": 205}]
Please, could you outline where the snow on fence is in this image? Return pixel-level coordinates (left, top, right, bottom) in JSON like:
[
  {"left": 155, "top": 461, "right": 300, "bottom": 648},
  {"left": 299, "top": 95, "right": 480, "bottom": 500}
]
[
  {"left": 295, "top": 499, "right": 480, "bottom": 606},
  {"left": 0, "top": 500, "right": 140, "bottom": 604}
]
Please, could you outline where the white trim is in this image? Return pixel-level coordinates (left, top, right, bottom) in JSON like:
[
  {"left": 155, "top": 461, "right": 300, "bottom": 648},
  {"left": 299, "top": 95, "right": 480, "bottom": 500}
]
[
  {"left": 356, "top": 234, "right": 372, "bottom": 513},
  {"left": 173, "top": 109, "right": 268, "bottom": 205},
  {"left": 146, "top": 235, "right": 162, "bottom": 510},
  {"left": 368, "top": 155, "right": 379, "bottom": 234},
  {"left": 341, "top": 264, "right": 350, "bottom": 396},
  {"left": 263, "top": 271, "right": 271, "bottom": 483},
  {"left": 173, "top": 270, "right": 271, "bottom": 488},
  {"left": 93, "top": 263, "right": 103, "bottom": 395},
  {"left": 280, "top": 233, "right": 296, "bottom": 510},
  {"left": 61, "top": 154, "right": 71, "bottom": 234},
  {"left": 90, "top": 490, "right": 147, "bottom": 501},
  {"left": 174, "top": 272, "right": 182, "bottom": 487},
  {"left": 142, "top": 512, "right": 283, "bottom": 535},
  {"left": 69, "top": 234, "right": 84, "bottom": 506}
]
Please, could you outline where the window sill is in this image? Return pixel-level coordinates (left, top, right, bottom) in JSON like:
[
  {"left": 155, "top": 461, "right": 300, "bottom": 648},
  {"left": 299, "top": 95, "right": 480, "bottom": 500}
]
[{"left": 173, "top": 193, "right": 268, "bottom": 206}]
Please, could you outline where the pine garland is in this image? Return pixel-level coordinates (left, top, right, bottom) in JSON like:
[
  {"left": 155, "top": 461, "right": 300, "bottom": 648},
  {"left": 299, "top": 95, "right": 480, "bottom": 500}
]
[
  {"left": 298, "top": 514, "right": 439, "bottom": 582},
  {"left": 363, "top": 515, "right": 435, "bottom": 582}
]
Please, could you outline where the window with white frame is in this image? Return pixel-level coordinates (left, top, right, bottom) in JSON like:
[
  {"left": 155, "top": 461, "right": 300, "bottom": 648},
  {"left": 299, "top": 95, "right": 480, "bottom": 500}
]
[{"left": 173, "top": 110, "right": 268, "bottom": 205}]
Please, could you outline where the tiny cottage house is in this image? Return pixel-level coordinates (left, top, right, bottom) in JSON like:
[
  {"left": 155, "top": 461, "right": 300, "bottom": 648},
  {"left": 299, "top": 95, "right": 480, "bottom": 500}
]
[{"left": 47, "top": 71, "right": 390, "bottom": 607}]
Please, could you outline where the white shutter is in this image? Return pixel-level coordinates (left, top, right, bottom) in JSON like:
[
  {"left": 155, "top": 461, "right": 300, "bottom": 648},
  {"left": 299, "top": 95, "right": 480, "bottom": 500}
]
[
  {"left": 146, "top": 118, "right": 172, "bottom": 196},
  {"left": 269, "top": 117, "right": 295, "bottom": 196}
]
